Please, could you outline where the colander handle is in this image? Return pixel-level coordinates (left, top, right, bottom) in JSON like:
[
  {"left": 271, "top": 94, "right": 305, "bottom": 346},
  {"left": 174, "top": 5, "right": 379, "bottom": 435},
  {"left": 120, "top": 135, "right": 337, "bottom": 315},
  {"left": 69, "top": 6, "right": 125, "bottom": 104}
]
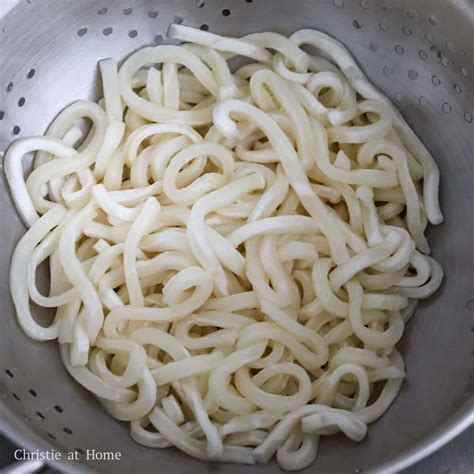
[{"left": 3, "top": 460, "right": 44, "bottom": 474}]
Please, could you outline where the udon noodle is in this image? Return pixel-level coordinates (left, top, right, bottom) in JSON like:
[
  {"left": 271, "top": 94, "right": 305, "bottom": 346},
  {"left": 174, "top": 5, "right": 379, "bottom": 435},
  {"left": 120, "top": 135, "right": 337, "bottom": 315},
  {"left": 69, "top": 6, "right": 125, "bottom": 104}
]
[{"left": 6, "top": 25, "right": 443, "bottom": 470}]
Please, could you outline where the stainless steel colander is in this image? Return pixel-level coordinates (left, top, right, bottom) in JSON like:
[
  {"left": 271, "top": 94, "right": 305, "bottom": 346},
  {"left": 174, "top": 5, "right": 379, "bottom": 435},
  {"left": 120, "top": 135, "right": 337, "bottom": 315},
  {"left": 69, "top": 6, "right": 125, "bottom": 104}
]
[{"left": 0, "top": 0, "right": 473, "bottom": 472}]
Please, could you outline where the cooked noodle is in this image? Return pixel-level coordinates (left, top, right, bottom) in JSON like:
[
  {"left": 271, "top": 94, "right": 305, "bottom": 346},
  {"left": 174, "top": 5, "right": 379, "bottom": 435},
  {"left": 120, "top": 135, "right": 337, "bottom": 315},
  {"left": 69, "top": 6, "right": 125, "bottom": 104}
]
[{"left": 6, "top": 25, "right": 443, "bottom": 470}]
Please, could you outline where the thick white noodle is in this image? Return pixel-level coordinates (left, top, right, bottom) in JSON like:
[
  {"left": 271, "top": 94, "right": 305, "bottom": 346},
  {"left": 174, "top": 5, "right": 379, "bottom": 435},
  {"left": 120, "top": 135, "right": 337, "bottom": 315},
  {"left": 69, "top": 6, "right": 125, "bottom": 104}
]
[{"left": 7, "top": 25, "right": 443, "bottom": 471}]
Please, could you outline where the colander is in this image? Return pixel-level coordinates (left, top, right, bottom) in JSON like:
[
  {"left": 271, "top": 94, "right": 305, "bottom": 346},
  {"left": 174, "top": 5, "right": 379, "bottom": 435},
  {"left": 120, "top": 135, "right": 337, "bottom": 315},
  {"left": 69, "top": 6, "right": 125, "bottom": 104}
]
[{"left": 0, "top": 0, "right": 473, "bottom": 472}]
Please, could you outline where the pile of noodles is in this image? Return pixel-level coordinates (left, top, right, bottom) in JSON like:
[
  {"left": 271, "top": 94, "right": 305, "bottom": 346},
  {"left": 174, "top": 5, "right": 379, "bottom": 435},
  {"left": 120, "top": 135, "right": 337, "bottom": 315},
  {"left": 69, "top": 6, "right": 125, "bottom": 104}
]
[{"left": 6, "top": 25, "right": 443, "bottom": 470}]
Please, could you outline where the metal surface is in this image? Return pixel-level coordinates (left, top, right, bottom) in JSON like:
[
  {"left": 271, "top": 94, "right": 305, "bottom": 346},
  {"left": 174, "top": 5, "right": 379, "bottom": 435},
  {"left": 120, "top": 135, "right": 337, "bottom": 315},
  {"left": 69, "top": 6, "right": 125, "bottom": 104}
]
[{"left": 0, "top": 0, "right": 473, "bottom": 473}]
